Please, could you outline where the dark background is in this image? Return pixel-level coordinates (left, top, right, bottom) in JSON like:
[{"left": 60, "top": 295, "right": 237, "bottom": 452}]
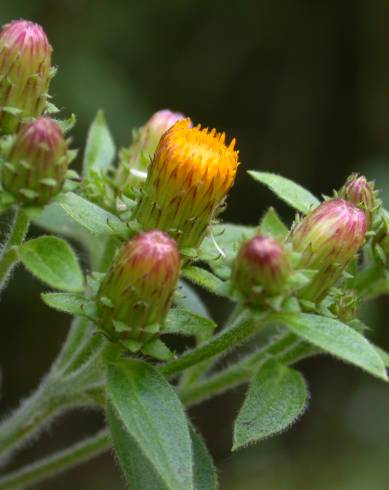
[{"left": 1, "top": 0, "right": 389, "bottom": 488}]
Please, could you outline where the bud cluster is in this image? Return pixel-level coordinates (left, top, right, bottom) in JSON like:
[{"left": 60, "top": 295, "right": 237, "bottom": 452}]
[
  {"left": 97, "top": 230, "right": 180, "bottom": 346},
  {"left": 134, "top": 119, "right": 239, "bottom": 249}
]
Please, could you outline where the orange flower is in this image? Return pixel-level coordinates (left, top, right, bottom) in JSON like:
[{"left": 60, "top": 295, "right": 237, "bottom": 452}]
[{"left": 134, "top": 119, "right": 239, "bottom": 249}]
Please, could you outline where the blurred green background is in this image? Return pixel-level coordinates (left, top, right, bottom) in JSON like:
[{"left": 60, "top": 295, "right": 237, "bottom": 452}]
[{"left": 1, "top": 0, "right": 389, "bottom": 488}]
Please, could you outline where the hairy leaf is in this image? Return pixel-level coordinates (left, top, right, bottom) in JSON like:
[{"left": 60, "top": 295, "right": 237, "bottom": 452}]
[
  {"left": 248, "top": 171, "right": 320, "bottom": 214},
  {"left": 20, "top": 236, "right": 84, "bottom": 292},
  {"left": 83, "top": 110, "right": 115, "bottom": 177},
  {"left": 260, "top": 207, "right": 288, "bottom": 238},
  {"left": 233, "top": 359, "right": 307, "bottom": 450}
]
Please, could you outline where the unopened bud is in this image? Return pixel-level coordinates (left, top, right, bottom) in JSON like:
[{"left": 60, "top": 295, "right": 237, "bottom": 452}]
[
  {"left": 341, "top": 173, "right": 376, "bottom": 226},
  {"left": 116, "top": 110, "right": 186, "bottom": 197},
  {"left": 97, "top": 230, "right": 180, "bottom": 344},
  {"left": 0, "top": 20, "right": 53, "bottom": 134},
  {"left": 232, "top": 235, "right": 291, "bottom": 304},
  {"left": 1, "top": 117, "right": 69, "bottom": 204},
  {"left": 291, "top": 198, "right": 367, "bottom": 301},
  {"left": 134, "top": 119, "right": 239, "bottom": 249}
]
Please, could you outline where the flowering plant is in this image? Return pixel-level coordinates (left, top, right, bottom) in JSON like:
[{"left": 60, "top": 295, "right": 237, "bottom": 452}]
[{"left": 0, "top": 19, "right": 389, "bottom": 490}]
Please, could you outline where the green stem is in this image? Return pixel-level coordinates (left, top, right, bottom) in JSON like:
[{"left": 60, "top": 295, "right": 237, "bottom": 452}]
[
  {"left": 0, "top": 430, "right": 110, "bottom": 490},
  {"left": 0, "top": 207, "right": 29, "bottom": 292},
  {"left": 161, "top": 312, "right": 265, "bottom": 377}
]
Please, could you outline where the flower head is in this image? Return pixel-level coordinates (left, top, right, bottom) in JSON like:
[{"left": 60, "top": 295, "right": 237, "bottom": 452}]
[
  {"left": 1, "top": 117, "right": 69, "bottom": 204},
  {"left": 116, "top": 109, "right": 186, "bottom": 197},
  {"left": 0, "top": 20, "right": 53, "bottom": 133},
  {"left": 341, "top": 173, "right": 376, "bottom": 226},
  {"left": 97, "top": 230, "right": 180, "bottom": 344},
  {"left": 232, "top": 235, "right": 291, "bottom": 303},
  {"left": 291, "top": 198, "right": 367, "bottom": 300},
  {"left": 134, "top": 119, "right": 239, "bottom": 249}
]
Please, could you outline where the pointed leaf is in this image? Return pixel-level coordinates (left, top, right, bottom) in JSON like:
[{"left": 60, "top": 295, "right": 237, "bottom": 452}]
[
  {"left": 259, "top": 207, "right": 288, "bottom": 238},
  {"left": 165, "top": 307, "right": 216, "bottom": 341},
  {"left": 19, "top": 236, "right": 84, "bottom": 292},
  {"left": 83, "top": 110, "right": 115, "bottom": 177},
  {"left": 191, "top": 426, "right": 218, "bottom": 490},
  {"left": 182, "top": 266, "right": 229, "bottom": 297},
  {"left": 248, "top": 171, "right": 319, "bottom": 214},
  {"left": 275, "top": 313, "right": 388, "bottom": 381},
  {"left": 107, "top": 359, "right": 194, "bottom": 490},
  {"left": 233, "top": 359, "right": 307, "bottom": 450},
  {"left": 57, "top": 192, "right": 127, "bottom": 238}
]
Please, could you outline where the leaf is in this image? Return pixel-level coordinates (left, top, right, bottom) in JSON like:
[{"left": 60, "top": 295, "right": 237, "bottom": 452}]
[
  {"left": 107, "top": 359, "right": 194, "bottom": 490},
  {"left": 259, "top": 207, "right": 288, "bottom": 238},
  {"left": 274, "top": 313, "right": 388, "bottom": 381},
  {"left": 57, "top": 192, "right": 128, "bottom": 238},
  {"left": 175, "top": 280, "right": 210, "bottom": 319},
  {"left": 41, "top": 292, "right": 97, "bottom": 320},
  {"left": 233, "top": 359, "right": 307, "bottom": 450},
  {"left": 108, "top": 404, "right": 170, "bottom": 490},
  {"left": 19, "top": 236, "right": 84, "bottom": 292},
  {"left": 165, "top": 307, "right": 217, "bottom": 341},
  {"left": 199, "top": 223, "right": 255, "bottom": 278},
  {"left": 190, "top": 426, "right": 218, "bottom": 490},
  {"left": 375, "top": 346, "right": 389, "bottom": 368},
  {"left": 182, "top": 266, "right": 229, "bottom": 297},
  {"left": 83, "top": 110, "right": 115, "bottom": 177},
  {"left": 248, "top": 171, "right": 320, "bottom": 214}
]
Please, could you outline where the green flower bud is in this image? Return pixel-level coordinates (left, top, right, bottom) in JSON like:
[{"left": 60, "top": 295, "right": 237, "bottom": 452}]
[
  {"left": 341, "top": 173, "right": 376, "bottom": 226},
  {"left": 0, "top": 20, "right": 53, "bottom": 134},
  {"left": 1, "top": 117, "right": 69, "bottom": 204},
  {"left": 291, "top": 198, "right": 367, "bottom": 301},
  {"left": 97, "top": 230, "right": 180, "bottom": 344},
  {"left": 232, "top": 235, "right": 291, "bottom": 304}
]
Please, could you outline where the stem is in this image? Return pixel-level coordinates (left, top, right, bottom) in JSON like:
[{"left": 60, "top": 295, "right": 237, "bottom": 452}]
[
  {"left": 0, "top": 207, "right": 29, "bottom": 292},
  {"left": 161, "top": 312, "right": 265, "bottom": 377},
  {"left": 0, "top": 430, "right": 110, "bottom": 490}
]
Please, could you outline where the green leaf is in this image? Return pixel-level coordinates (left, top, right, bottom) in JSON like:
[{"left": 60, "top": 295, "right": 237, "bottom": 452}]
[
  {"left": 165, "top": 307, "right": 217, "bottom": 341},
  {"left": 41, "top": 292, "right": 97, "bottom": 319},
  {"left": 233, "top": 359, "right": 307, "bottom": 450},
  {"left": 375, "top": 345, "right": 389, "bottom": 368},
  {"left": 108, "top": 404, "right": 170, "bottom": 490},
  {"left": 175, "top": 280, "right": 210, "bottom": 318},
  {"left": 248, "top": 171, "right": 320, "bottom": 214},
  {"left": 191, "top": 426, "right": 218, "bottom": 490},
  {"left": 83, "top": 110, "right": 115, "bottom": 177},
  {"left": 275, "top": 313, "right": 388, "bottom": 381},
  {"left": 200, "top": 223, "right": 255, "bottom": 278},
  {"left": 19, "top": 236, "right": 84, "bottom": 292},
  {"left": 259, "top": 207, "right": 288, "bottom": 238},
  {"left": 182, "top": 266, "right": 229, "bottom": 297},
  {"left": 57, "top": 192, "right": 127, "bottom": 238},
  {"left": 107, "top": 359, "right": 194, "bottom": 490}
]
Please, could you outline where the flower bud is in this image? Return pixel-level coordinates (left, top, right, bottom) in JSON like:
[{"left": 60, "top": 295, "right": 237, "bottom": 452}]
[
  {"left": 134, "top": 119, "right": 239, "bottom": 249},
  {"left": 341, "top": 173, "right": 376, "bottom": 226},
  {"left": 291, "top": 198, "right": 367, "bottom": 301},
  {"left": 1, "top": 117, "right": 69, "bottom": 204},
  {"left": 97, "top": 230, "right": 180, "bottom": 344},
  {"left": 0, "top": 20, "right": 53, "bottom": 134},
  {"left": 116, "top": 110, "right": 186, "bottom": 197},
  {"left": 232, "top": 235, "right": 291, "bottom": 304}
]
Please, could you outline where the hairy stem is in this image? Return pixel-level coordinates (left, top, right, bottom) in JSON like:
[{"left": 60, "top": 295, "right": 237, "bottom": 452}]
[
  {"left": 0, "top": 207, "right": 29, "bottom": 292},
  {"left": 0, "top": 430, "right": 109, "bottom": 490}
]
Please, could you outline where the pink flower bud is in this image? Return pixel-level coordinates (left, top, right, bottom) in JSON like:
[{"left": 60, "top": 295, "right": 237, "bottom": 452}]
[
  {"left": 97, "top": 230, "right": 180, "bottom": 343},
  {"left": 341, "top": 173, "right": 376, "bottom": 226},
  {"left": 232, "top": 235, "right": 291, "bottom": 303},
  {"left": 291, "top": 198, "right": 367, "bottom": 300},
  {"left": 116, "top": 109, "right": 186, "bottom": 197},
  {"left": 1, "top": 117, "right": 69, "bottom": 204},
  {"left": 0, "top": 20, "right": 53, "bottom": 133}
]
